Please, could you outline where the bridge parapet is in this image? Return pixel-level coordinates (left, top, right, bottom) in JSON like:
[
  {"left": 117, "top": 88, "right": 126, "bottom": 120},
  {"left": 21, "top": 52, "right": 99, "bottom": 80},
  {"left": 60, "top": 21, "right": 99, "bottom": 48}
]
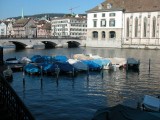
[{"left": 0, "top": 38, "right": 86, "bottom": 49}]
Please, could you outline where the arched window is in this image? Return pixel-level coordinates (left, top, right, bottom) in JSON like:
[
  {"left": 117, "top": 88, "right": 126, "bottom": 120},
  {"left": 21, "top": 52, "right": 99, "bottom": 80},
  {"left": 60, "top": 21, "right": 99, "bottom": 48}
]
[
  {"left": 109, "top": 31, "right": 116, "bottom": 38},
  {"left": 92, "top": 31, "right": 98, "bottom": 38},
  {"left": 126, "top": 18, "right": 129, "bottom": 37},
  {"left": 102, "top": 31, "right": 105, "bottom": 38},
  {"left": 143, "top": 17, "right": 147, "bottom": 37},
  {"left": 152, "top": 17, "right": 156, "bottom": 37},
  {"left": 135, "top": 17, "right": 138, "bottom": 37}
]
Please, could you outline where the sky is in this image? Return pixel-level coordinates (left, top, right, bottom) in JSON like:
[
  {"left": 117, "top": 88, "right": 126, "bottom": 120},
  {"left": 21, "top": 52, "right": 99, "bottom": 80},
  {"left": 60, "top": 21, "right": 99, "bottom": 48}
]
[{"left": 0, "top": 0, "right": 105, "bottom": 20}]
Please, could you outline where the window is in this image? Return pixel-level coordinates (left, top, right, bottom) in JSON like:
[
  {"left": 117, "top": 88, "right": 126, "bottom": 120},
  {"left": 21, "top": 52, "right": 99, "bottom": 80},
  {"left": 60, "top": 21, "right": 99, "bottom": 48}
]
[
  {"left": 107, "top": 3, "right": 112, "bottom": 9},
  {"left": 101, "top": 19, "right": 106, "bottom": 27},
  {"left": 102, "top": 13, "right": 105, "bottom": 17},
  {"left": 109, "top": 13, "right": 115, "bottom": 17},
  {"left": 126, "top": 18, "right": 129, "bottom": 37},
  {"left": 109, "top": 31, "right": 116, "bottom": 38},
  {"left": 143, "top": 17, "right": 147, "bottom": 37},
  {"left": 152, "top": 17, "right": 156, "bottom": 37},
  {"left": 109, "top": 19, "right": 115, "bottom": 27},
  {"left": 93, "top": 20, "right": 97, "bottom": 27},
  {"left": 135, "top": 17, "right": 138, "bottom": 37},
  {"left": 94, "top": 14, "right": 97, "bottom": 18},
  {"left": 92, "top": 31, "right": 98, "bottom": 38},
  {"left": 102, "top": 31, "right": 105, "bottom": 38}
]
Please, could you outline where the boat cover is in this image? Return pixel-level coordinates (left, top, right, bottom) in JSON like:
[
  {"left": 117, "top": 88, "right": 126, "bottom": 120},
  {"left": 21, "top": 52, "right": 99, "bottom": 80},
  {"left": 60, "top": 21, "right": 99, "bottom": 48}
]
[
  {"left": 127, "top": 58, "right": 139, "bottom": 64},
  {"left": 92, "top": 104, "right": 160, "bottom": 120},
  {"left": 53, "top": 55, "right": 68, "bottom": 62},
  {"left": 143, "top": 95, "right": 160, "bottom": 112}
]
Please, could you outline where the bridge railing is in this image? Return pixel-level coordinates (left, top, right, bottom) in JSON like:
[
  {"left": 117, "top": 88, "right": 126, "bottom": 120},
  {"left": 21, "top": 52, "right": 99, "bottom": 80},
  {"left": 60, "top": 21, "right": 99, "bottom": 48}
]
[
  {"left": 0, "top": 35, "right": 84, "bottom": 40},
  {"left": 0, "top": 74, "right": 35, "bottom": 120}
]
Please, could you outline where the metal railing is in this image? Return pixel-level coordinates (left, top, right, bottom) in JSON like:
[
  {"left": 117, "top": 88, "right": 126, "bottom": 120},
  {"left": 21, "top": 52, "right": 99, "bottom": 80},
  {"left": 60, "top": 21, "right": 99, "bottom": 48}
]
[{"left": 0, "top": 74, "right": 35, "bottom": 120}]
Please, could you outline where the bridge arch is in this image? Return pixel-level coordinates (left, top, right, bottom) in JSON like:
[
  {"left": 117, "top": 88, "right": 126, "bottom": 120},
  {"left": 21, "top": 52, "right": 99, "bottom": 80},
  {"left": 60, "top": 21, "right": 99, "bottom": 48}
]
[
  {"left": 66, "top": 41, "right": 81, "bottom": 48},
  {"left": 41, "top": 41, "right": 57, "bottom": 49},
  {"left": 10, "top": 41, "right": 27, "bottom": 50}
]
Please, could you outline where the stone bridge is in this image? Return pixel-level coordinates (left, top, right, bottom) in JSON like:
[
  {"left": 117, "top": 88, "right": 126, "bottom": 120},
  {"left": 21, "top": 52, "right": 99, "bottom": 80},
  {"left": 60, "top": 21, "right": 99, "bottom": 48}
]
[{"left": 0, "top": 38, "right": 86, "bottom": 49}]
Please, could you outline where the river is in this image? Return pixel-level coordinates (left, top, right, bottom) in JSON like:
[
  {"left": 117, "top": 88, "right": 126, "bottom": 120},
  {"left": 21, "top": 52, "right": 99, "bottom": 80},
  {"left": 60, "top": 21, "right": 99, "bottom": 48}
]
[{"left": 3, "top": 47, "right": 160, "bottom": 120}]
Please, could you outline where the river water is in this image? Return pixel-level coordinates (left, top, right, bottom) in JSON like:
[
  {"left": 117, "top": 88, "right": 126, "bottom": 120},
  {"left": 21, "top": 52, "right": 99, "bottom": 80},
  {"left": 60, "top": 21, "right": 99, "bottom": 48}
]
[{"left": 3, "top": 47, "right": 160, "bottom": 120}]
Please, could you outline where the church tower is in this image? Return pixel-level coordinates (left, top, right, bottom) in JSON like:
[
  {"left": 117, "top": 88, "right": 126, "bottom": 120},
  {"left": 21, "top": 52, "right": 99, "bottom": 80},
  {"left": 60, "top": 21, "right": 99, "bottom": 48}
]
[{"left": 21, "top": 8, "right": 24, "bottom": 18}]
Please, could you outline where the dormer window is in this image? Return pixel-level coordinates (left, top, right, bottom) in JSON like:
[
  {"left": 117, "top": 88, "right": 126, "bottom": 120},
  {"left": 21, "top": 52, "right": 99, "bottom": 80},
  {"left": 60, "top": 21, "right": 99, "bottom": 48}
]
[
  {"left": 98, "top": 4, "right": 103, "bottom": 10},
  {"left": 107, "top": 3, "right": 112, "bottom": 9}
]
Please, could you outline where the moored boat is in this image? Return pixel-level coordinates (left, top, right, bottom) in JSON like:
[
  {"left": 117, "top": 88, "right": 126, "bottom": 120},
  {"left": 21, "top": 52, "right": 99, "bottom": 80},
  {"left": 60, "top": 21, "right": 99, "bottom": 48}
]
[
  {"left": 30, "top": 55, "right": 44, "bottom": 63},
  {"left": 92, "top": 104, "right": 160, "bottom": 120},
  {"left": 3, "top": 66, "right": 13, "bottom": 81},
  {"left": 5, "top": 57, "right": 19, "bottom": 64},
  {"left": 53, "top": 55, "right": 68, "bottom": 62},
  {"left": 108, "top": 57, "right": 127, "bottom": 68},
  {"left": 67, "top": 59, "right": 88, "bottom": 71},
  {"left": 81, "top": 60, "right": 101, "bottom": 71},
  {"left": 138, "top": 95, "right": 160, "bottom": 112},
  {"left": 24, "top": 63, "right": 40, "bottom": 75},
  {"left": 56, "top": 61, "right": 78, "bottom": 75},
  {"left": 127, "top": 58, "right": 140, "bottom": 70},
  {"left": 38, "top": 63, "right": 58, "bottom": 75},
  {"left": 18, "top": 57, "right": 31, "bottom": 64},
  {"left": 73, "top": 54, "right": 92, "bottom": 60}
]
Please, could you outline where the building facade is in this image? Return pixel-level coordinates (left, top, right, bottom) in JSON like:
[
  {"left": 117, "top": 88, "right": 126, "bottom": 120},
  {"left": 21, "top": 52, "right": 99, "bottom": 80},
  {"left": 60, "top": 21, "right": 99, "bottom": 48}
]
[
  {"left": 37, "top": 20, "right": 51, "bottom": 38},
  {"left": 51, "top": 15, "right": 87, "bottom": 38},
  {"left": 123, "top": 12, "right": 160, "bottom": 49},
  {"left": 13, "top": 18, "right": 37, "bottom": 38},
  {"left": 7, "top": 22, "right": 14, "bottom": 37},
  {"left": 0, "top": 22, "right": 7, "bottom": 37},
  {"left": 86, "top": 0, "right": 160, "bottom": 49}
]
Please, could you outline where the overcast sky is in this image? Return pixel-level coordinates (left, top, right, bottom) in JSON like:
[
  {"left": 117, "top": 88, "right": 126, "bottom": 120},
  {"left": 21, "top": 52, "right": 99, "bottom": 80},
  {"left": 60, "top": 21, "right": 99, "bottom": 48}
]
[{"left": 0, "top": 0, "right": 104, "bottom": 19}]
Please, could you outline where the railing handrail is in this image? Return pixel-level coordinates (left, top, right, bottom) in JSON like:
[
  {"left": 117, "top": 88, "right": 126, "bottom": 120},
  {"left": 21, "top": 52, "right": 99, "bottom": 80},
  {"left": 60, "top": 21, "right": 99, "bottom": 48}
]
[{"left": 0, "top": 73, "right": 35, "bottom": 120}]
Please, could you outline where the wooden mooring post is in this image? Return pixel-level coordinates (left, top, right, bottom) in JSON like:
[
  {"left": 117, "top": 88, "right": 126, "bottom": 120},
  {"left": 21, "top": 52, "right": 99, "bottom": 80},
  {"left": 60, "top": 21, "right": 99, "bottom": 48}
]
[
  {"left": 87, "top": 67, "right": 89, "bottom": 80},
  {"left": 22, "top": 69, "right": 25, "bottom": 86},
  {"left": 101, "top": 65, "right": 104, "bottom": 79},
  {"left": 55, "top": 65, "right": 60, "bottom": 80},
  {"left": 149, "top": 59, "right": 151, "bottom": 73}
]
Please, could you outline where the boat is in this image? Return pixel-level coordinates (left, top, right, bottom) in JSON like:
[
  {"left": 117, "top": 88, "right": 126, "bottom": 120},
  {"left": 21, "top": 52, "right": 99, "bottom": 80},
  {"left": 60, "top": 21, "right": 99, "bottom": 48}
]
[
  {"left": 56, "top": 61, "right": 78, "bottom": 75},
  {"left": 108, "top": 57, "right": 127, "bottom": 68},
  {"left": 73, "top": 54, "right": 92, "bottom": 60},
  {"left": 30, "top": 55, "right": 45, "bottom": 63},
  {"left": 53, "top": 55, "right": 68, "bottom": 62},
  {"left": 81, "top": 60, "right": 101, "bottom": 71},
  {"left": 139, "top": 95, "right": 160, "bottom": 112},
  {"left": 92, "top": 58, "right": 113, "bottom": 70},
  {"left": 67, "top": 59, "right": 88, "bottom": 71},
  {"left": 86, "top": 53, "right": 102, "bottom": 59},
  {"left": 18, "top": 57, "right": 31, "bottom": 64},
  {"left": 92, "top": 104, "right": 160, "bottom": 120},
  {"left": 127, "top": 58, "right": 140, "bottom": 70},
  {"left": 5, "top": 57, "right": 19, "bottom": 64},
  {"left": 3, "top": 66, "right": 13, "bottom": 81},
  {"left": 38, "top": 63, "right": 58, "bottom": 75},
  {"left": 24, "top": 63, "right": 40, "bottom": 75},
  {"left": 41, "top": 56, "right": 53, "bottom": 63}
]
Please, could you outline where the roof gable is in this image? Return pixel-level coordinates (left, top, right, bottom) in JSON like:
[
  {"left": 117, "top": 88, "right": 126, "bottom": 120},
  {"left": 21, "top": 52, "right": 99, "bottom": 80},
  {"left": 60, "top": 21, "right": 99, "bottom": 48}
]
[
  {"left": 87, "top": 0, "right": 160, "bottom": 13},
  {"left": 13, "top": 18, "right": 30, "bottom": 27}
]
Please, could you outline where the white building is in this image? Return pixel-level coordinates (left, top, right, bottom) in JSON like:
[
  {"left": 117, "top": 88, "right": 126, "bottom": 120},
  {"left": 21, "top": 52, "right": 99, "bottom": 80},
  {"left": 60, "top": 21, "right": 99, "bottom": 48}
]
[
  {"left": 86, "top": 2, "right": 123, "bottom": 48},
  {"left": 51, "top": 15, "right": 87, "bottom": 38},
  {"left": 0, "top": 22, "right": 7, "bottom": 37},
  {"left": 86, "top": 0, "right": 160, "bottom": 49},
  {"left": 7, "top": 22, "right": 14, "bottom": 37}
]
